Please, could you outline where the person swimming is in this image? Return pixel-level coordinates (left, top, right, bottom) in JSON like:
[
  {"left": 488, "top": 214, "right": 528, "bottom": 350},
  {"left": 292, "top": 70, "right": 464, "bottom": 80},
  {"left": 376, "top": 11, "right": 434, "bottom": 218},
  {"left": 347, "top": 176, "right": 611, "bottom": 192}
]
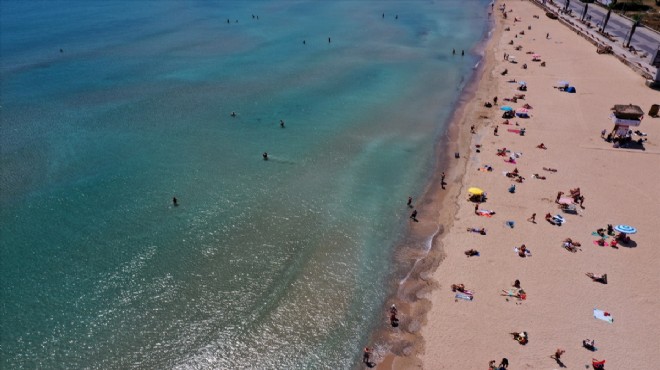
[
  {"left": 230, "top": 111, "right": 237, "bottom": 117},
  {"left": 262, "top": 152, "right": 268, "bottom": 160}
]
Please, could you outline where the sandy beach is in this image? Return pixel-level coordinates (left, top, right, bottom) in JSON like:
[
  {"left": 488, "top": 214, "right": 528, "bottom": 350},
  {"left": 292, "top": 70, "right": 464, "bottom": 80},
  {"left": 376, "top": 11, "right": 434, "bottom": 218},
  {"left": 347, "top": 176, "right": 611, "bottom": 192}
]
[{"left": 393, "top": 1, "right": 660, "bottom": 369}]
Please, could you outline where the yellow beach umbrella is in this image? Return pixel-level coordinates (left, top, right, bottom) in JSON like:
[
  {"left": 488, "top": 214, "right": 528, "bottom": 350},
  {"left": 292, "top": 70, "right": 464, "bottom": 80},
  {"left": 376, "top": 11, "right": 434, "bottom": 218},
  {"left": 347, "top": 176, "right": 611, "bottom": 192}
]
[{"left": 468, "top": 187, "right": 484, "bottom": 196}]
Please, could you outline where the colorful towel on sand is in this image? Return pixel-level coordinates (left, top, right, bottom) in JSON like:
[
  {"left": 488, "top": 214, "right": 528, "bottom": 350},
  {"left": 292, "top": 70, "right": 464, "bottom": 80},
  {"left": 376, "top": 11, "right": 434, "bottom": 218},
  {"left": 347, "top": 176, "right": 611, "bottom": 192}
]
[
  {"left": 455, "top": 292, "right": 474, "bottom": 301},
  {"left": 507, "top": 129, "right": 521, "bottom": 134},
  {"left": 504, "top": 159, "right": 517, "bottom": 164},
  {"left": 477, "top": 210, "right": 495, "bottom": 217},
  {"left": 594, "top": 309, "right": 613, "bottom": 323},
  {"left": 591, "top": 232, "right": 610, "bottom": 239},
  {"left": 593, "top": 240, "right": 610, "bottom": 247}
]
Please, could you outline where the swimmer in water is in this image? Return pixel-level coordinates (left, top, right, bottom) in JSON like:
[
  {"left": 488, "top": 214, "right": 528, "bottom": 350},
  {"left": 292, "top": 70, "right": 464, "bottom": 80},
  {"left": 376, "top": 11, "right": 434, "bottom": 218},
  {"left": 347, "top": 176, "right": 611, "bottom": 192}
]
[{"left": 262, "top": 152, "right": 268, "bottom": 160}]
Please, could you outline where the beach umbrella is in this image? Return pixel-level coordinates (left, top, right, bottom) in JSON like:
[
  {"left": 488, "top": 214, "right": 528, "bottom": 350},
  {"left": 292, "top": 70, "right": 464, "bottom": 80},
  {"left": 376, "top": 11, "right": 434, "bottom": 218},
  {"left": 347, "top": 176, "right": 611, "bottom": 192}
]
[
  {"left": 468, "top": 187, "right": 484, "bottom": 196},
  {"left": 500, "top": 106, "right": 514, "bottom": 111},
  {"left": 516, "top": 108, "right": 529, "bottom": 114},
  {"left": 614, "top": 224, "right": 637, "bottom": 234}
]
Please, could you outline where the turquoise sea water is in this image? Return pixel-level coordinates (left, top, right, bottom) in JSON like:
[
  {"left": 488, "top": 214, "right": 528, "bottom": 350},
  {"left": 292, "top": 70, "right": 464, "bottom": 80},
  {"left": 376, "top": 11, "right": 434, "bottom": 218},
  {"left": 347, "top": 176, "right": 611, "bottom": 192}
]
[{"left": 1, "top": 1, "right": 489, "bottom": 368}]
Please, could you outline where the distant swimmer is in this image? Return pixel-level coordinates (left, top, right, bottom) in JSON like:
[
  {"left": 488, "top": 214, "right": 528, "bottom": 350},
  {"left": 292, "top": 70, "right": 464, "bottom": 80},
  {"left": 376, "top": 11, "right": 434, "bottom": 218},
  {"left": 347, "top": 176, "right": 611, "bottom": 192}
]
[
  {"left": 303, "top": 40, "right": 306, "bottom": 45},
  {"left": 382, "top": 13, "right": 385, "bottom": 19},
  {"left": 280, "top": 120, "right": 285, "bottom": 128},
  {"left": 328, "top": 37, "right": 331, "bottom": 43},
  {"left": 462, "top": 50, "right": 464, "bottom": 56},
  {"left": 227, "top": 19, "right": 230, "bottom": 24},
  {"left": 453, "top": 48, "right": 456, "bottom": 55},
  {"left": 395, "top": 15, "right": 398, "bottom": 19},
  {"left": 230, "top": 111, "right": 237, "bottom": 117},
  {"left": 262, "top": 152, "right": 268, "bottom": 160},
  {"left": 60, "top": 48, "right": 63, "bottom": 53},
  {"left": 172, "top": 197, "right": 178, "bottom": 206}
]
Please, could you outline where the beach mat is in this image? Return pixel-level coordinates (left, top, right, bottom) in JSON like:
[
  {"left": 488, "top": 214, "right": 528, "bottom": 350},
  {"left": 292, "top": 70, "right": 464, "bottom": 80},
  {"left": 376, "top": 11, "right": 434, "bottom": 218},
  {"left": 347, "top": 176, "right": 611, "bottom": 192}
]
[
  {"left": 593, "top": 240, "right": 609, "bottom": 247},
  {"left": 591, "top": 232, "right": 610, "bottom": 239},
  {"left": 477, "top": 210, "right": 494, "bottom": 217},
  {"left": 455, "top": 293, "right": 473, "bottom": 301},
  {"left": 594, "top": 309, "right": 613, "bottom": 323},
  {"left": 507, "top": 129, "right": 521, "bottom": 134}
]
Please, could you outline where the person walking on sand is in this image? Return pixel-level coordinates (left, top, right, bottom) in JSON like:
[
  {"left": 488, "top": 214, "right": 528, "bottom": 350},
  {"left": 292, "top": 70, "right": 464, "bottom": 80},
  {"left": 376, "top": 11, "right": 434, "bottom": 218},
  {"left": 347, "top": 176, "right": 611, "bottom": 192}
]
[
  {"left": 362, "top": 347, "right": 371, "bottom": 364},
  {"left": 494, "top": 125, "right": 499, "bottom": 136},
  {"left": 552, "top": 349, "right": 565, "bottom": 361},
  {"left": 470, "top": 125, "right": 476, "bottom": 134},
  {"left": 474, "top": 203, "right": 479, "bottom": 214},
  {"left": 407, "top": 196, "right": 413, "bottom": 208},
  {"left": 410, "top": 209, "right": 418, "bottom": 221},
  {"left": 499, "top": 357, "right": 509, "bottom": 368},
  {"left": 546, "top": 33, "right": 550, "bottom": 39},
  {"left": 528, "top": 213, "right": 536, "bottom": 223},
  {"left": 441, "top": 172, "right": 446, "bottom": 189}
]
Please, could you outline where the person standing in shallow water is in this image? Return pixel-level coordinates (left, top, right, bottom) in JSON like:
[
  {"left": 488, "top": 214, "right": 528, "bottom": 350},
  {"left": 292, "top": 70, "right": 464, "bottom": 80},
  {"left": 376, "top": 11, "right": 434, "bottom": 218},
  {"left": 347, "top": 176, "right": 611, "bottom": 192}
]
[
  {"left": 407, "top": 196, "right": 413, "bottom": 208},
  {"left": 410, "top": 209, "right": 418, "bottom": 221},
  {"left": 280, "top": 120, "right": 285, "bottom": 128},
  {"left": 172, "top": 197, "right": 178, "bottom": 206}
]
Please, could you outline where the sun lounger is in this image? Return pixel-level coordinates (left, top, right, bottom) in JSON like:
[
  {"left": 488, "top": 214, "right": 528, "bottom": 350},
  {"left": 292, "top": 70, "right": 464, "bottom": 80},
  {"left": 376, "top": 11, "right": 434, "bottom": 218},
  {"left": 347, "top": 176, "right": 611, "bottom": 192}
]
[{"left": 593, "top": 309, "right": 613, "bottom": 323}]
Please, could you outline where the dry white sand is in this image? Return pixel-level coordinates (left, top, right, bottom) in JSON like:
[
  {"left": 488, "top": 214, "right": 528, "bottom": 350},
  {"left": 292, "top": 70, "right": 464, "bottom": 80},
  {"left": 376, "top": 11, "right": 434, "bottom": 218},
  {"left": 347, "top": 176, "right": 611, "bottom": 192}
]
[{"left": 418, "top": 1, "right": 660, "bottom": 369}]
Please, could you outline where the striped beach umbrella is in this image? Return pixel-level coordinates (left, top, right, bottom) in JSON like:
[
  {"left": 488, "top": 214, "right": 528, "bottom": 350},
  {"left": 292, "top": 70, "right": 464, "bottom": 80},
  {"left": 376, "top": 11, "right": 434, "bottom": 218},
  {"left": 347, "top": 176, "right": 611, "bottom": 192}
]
[{"left": 614, "top": 225, "right": 637, "bottom": 234}]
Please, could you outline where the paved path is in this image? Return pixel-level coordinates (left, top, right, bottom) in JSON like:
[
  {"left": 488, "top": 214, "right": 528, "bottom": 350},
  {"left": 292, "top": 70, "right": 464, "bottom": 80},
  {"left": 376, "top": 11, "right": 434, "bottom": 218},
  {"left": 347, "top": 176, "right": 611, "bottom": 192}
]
[{"left": 560, "top": 0, "right": 660, "bottom": 63}]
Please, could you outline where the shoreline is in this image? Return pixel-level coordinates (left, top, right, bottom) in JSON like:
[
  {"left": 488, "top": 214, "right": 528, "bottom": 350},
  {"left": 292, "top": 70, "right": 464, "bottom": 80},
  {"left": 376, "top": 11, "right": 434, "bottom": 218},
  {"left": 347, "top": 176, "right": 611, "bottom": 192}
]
[{"left": 364, "top": 8, "right": 502, "bottom": 368}]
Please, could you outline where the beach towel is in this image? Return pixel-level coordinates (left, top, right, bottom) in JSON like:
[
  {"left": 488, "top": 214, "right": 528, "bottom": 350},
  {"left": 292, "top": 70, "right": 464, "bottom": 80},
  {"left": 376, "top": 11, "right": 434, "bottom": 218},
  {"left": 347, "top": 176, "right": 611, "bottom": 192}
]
[
  {"left": 593, "top": 240, "right": 609, "bottom": 247},
  {"left": 507, "top": 129, "right": 521, "bottom": 134},
  {"left": 591, "top": 232, "right": 610, "bottom": 239},
  {"left": 477, "top": 210, "right": 494, "bottom": 217},
  {"left": 504, "top": 159, "right": 517, "bottom": 164},
  {"left": 594, "top": 309, "right": 613, "bottom": 323},
  {"left": 455, "top": 293, "right": 473, "bottom": 301}
]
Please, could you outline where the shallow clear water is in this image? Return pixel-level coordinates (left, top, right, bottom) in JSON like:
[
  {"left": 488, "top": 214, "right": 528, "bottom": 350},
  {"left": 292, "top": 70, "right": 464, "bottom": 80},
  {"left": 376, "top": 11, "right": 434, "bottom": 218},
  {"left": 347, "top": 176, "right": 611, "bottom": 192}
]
[{"left": 0, "top": 1, "right": 489, "bottom": 368}]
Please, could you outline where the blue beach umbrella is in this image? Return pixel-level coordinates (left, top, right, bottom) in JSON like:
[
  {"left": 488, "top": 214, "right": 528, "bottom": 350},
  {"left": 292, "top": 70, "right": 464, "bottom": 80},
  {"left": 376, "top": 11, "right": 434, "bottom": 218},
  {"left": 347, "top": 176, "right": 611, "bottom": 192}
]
[
  {"left": 500, "top": 105, "right": 514, "bottom": 111},
  {"left": 614, "top": 224, "right": 637, "bottom": 234}
]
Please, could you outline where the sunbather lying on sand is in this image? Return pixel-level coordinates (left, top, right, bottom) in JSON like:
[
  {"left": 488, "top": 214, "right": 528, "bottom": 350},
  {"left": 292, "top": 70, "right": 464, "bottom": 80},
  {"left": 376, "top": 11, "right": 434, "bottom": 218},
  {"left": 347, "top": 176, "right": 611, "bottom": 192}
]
[
  {"left": 533, "top": 174, "right": 546, "bottom": 180},
  {"left": 467, "top": 227, "right": 487, "bottom": 235},
  {"left": 464, "top": 249, "right": 480, "bottom": 257},
  {"left": 562, "top": 238, "right": 581, "bottom": 253},
  {"left": 451, "top": 284, "right": 466, "bottom": 292},
  {"left": 477, "top": 209, "right": 496, "bottom": 216},
  {"left": 543, "top": 167, "right": 557, "bottom": 172},
  {"left": 586, "top": 273, "right": 608, "bottom": 284},
  {"left": 536, "top": 143, "right": 547, "bottom": 149},
  {"left": 510, "top": 331, "right": 528, "bottom": 345}
]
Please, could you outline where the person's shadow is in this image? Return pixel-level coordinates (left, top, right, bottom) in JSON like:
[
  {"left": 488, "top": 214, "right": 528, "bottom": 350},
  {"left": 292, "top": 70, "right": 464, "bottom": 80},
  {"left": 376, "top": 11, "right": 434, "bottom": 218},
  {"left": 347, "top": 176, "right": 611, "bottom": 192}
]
[{"left": 551, "top": 356, "right": 567, "bottom": 368}]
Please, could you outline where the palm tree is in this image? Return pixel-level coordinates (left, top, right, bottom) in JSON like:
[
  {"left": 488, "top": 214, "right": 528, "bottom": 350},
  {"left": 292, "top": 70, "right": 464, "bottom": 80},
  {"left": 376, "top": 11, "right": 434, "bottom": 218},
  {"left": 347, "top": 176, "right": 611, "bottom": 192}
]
[{"left": 625, "top": 15, "right": 642, "bottom": 48}]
